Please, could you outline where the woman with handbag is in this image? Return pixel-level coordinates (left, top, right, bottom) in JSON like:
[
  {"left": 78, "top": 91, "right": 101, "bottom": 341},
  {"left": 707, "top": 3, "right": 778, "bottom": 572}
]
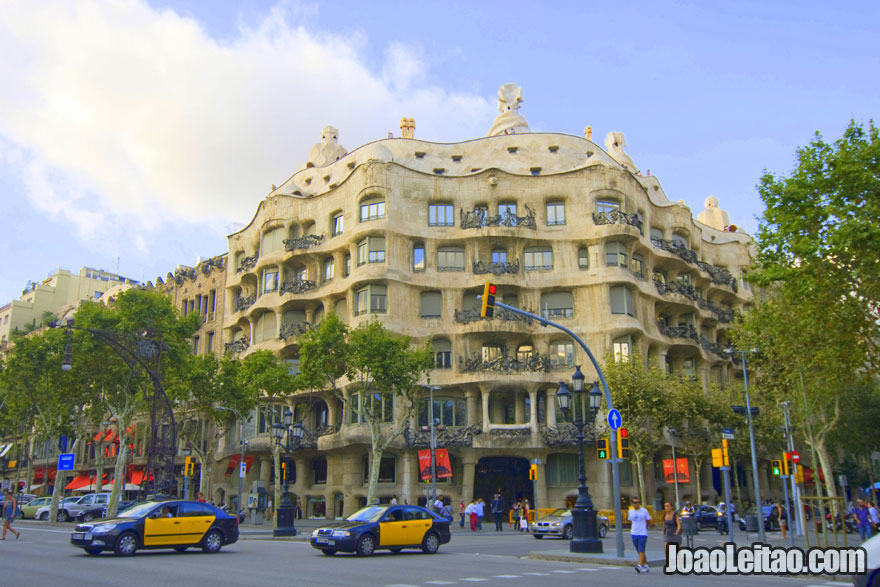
[{"left": 662, "top": 502, "right": 681, "bottom": 560}]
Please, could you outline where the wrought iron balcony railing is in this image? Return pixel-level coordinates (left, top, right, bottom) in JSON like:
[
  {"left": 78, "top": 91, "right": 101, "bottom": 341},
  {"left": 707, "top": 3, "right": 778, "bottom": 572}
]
[
  {"left": 283, "top": 234, "right": 325, "bottom": 252},
  {"left": 472, "top": 259, "right": 520, "bottom": 275},
  {"left": 460, "top": 206, "right": 537, "bottom": 230},
  {"left": 592, "top": 209, "right": 643, "bottom": 233},
  {"left": 279, "top": 279, "right": 316, "bottom": 295}
]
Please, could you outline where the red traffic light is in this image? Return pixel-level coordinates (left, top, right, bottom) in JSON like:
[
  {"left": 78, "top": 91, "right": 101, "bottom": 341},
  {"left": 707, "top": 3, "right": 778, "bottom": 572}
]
[
  {"left": 488, "top": 284, "right": 496, "bottom": 295},
  {"left": 619, "top": 428, "right": 628, "bottom": 438}
]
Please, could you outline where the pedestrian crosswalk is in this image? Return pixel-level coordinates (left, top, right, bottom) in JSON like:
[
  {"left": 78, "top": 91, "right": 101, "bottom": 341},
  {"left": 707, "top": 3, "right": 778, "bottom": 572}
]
[{"left": 385, "top": 566, "right": 622, "bottom": 586}]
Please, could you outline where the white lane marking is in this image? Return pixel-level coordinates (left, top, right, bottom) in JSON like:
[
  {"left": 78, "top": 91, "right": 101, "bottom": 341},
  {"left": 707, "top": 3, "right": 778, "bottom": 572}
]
[
  {"left": 576, "top": 567, "right": 599, "bottom": 571},
  {"left": 551, "top": 569, "right": 576, "bottom": 573},
  {"left": 425, "top": 582, "right": 457, "bottom": 585},
  {"left": 460, "top": 580, "right": 489, "bottom": 583},
  {"left": 523, "top": 572, "right": 550, "bottom": 575},
  {"left": 7, "top": 527, "right": 71, "bottom": 534},
  {"left": 493, "top": 576, "right": 522, "bottom": 579},
  {"left": 386, "top": 585, "right": 419, "bottom": 587}
]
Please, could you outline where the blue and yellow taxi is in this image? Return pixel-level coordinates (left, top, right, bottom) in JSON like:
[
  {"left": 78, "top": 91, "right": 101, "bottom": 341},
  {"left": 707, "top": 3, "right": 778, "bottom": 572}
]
[
  {"left": 310, "top": 504, "right": 451, "bottom": 556},
  {"left": 70, "top": 499, "right": 239, "bottom": 556}
]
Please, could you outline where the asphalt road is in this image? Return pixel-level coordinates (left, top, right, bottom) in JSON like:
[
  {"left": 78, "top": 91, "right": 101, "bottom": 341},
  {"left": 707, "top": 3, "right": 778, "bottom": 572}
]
[{"left": 2, "top": 521, "right": 851, "bottom": 587}]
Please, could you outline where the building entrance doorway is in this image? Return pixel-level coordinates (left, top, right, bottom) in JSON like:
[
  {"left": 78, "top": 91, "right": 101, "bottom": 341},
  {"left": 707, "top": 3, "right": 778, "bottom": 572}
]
[{"left": 473, "top": 457, "right": 533, "bottom": 512}]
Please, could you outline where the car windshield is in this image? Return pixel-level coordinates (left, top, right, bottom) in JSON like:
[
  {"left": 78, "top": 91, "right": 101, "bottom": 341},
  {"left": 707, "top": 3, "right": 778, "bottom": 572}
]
[
  {"left": 117, "top": 502, "right": 159, "bottom": 518},
  {"left": 548, "top": 508, "right": 570, "bottom": 517},
  {"left": 346, "top": 506, "right": 387, "bottom": 523}
]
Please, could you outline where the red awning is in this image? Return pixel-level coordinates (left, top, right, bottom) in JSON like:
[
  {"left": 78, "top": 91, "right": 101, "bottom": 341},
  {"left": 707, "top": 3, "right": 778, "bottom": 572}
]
[
  {"left": 93, "top": 429, "right": 105, "bottom": 442},
  {"left": 129, "top": 469, "right": 147, "bottom": 485},
  {"left": 33, "top": 468, "right": 58, "bottom": 483},
  {"left": 65, "top": 474, "right": 104, "bottom": 491},
  {"left": 126, "top": 423, "right": 137, "bottom": 435},
  {"left": 224, "top": 455, "right": 256, "bottom": 476},
  {"left": 104, "top": 428, "right": 118, "bottom": 443}
]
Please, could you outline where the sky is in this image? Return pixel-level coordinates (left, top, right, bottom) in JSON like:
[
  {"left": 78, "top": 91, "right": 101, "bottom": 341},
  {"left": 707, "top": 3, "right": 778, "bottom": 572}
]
[{"left": 0, "top": 0, "right": 877, "bottom": 303}]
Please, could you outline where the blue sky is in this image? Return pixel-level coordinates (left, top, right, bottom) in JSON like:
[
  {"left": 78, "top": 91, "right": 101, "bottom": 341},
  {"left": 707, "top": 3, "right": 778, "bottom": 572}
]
[{"left": 0, "top": 0, "right": 877, "bottom": 303}]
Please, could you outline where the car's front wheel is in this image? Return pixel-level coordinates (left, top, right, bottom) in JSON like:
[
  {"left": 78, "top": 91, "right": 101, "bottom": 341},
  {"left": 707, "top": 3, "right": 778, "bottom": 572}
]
[
  {"left": 114, "top": 532, "right": 138, "bottom": 557},
  {"left": 57, "top": 510, "right": 69, "bottom": 523},
  {"left": 202, "top": 530, "right": 223, "bottom": 554},
  {"left": 40, "top": 512, "right": 48, "bottom": 521},
  {"left": 562, "top": 525, "right": 574, "bottom": 540},
  {"left": 356, "top": 534, "right": 376, "bottom": 557},
  {"left": 421, "top": 532, "right": 440, "bottom": 554},
  {"left": 81, "top": 512, "right": 94, "bottom": 523}
]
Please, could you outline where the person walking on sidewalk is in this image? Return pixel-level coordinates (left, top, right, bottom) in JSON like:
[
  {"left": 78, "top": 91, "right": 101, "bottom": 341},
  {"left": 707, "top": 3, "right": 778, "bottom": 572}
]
[
  {"left": 491, "top": 493, "right": 505, "bottom": 531},
  {"left": 459, "top": 501, "right": 466, "bottom": 528},
  {"left": 776, "top": 501, "right": 788, "bottom": 540},
  {"left": 855, "top": 500, "right": 873, "bottom": 542},
  {"left": 475, "top": 498, "right": 485, "bottom": 531},
  {"left": 628, "top": 497, "right": 653, "bottom": 573},
  {"left": 466, "top": 499, "right": 478, "bottom": 532},
  {"left": 520, "top": 499, "right": 530, "bottom": 532},
  {"left": 511, "top": 499, "right": 521, "bottom": 530},
  {"left": 662, "top": 502, "right": 682, "bottom": 561},
  {"left": 2, "top": 492, "right": 20, "bottom": 540}
]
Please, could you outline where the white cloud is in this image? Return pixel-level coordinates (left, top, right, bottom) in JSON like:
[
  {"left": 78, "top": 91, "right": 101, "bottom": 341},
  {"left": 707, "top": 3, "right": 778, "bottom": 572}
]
[{"left": 0, "top": 0, "right": 494, "bottom": 240}]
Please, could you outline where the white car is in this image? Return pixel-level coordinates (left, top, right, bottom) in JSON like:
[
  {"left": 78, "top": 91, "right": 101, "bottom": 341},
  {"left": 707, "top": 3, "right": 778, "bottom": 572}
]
[
  {"left": 35, "top": 496, "right": 83, "bottom": 522},
  {"left": 853, "top": 532, "right": 880, "bottom": 587}
]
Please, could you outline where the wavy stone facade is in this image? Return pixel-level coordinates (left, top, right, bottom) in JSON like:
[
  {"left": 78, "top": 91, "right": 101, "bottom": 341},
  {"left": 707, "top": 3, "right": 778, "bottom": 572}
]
[{"left": 212, "top": 112, "right": 754, "bottom": 518}]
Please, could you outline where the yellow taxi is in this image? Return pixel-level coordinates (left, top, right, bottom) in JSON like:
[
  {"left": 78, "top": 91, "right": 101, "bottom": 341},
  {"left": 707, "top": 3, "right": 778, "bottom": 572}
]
[{"left": 310, "top": 504, "right": 452, "bottom": 556}]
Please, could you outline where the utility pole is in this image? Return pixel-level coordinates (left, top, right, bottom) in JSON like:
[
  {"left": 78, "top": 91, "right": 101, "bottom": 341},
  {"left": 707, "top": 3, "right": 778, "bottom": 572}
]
[{"left": 781, "top": 401, "right": 804, "bottom": 538}]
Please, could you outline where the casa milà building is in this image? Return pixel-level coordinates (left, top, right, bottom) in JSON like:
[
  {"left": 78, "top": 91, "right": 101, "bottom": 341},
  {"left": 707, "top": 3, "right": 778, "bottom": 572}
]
[{"left": 214, "top": 84, "right": 754, "bottom": 519}]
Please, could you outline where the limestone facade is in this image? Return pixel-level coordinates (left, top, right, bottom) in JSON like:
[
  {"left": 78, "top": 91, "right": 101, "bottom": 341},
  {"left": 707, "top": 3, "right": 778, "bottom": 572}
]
[{"left": 212, "top": 107, "right": 754, "bottom": 518}]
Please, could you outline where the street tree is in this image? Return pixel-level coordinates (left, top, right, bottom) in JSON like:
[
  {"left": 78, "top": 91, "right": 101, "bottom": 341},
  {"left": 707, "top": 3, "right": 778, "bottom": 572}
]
[{"left": 299, "top": 315, "right": 433, "bottom": 504}]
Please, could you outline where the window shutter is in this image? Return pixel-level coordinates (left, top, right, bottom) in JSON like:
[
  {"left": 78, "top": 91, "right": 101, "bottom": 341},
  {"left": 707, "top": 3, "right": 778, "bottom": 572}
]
[
  {"left": 334, "top": 299, "right": 347, "bottom": 320},
  {"left": 462, "top": 293, "right": 480, "bottom": 311},
  {"left": 610, "top": 286, "right": 626, "bottom": 314},
  {"left": 541, "top": 291, "right": 573, "bottom": 309},
  {"left": 432, "top": 339, "right": 451, "bottom": 353},
  {"left": 420, "top": 291, "right": 442, "bottom": 317},
  {"left": 283, "top": 310, "right": 307, "bottom": 325},
  {"left": 262, "top": 313, "right": 276, "bottom": 341}
]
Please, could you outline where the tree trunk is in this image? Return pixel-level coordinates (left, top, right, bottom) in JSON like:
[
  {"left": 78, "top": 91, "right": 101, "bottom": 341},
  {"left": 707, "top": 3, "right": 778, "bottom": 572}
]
[
  {"left": 693, "top": 455, "right": 704, "bottom": 503},
  {"left": 732, "top": 456, "right": 743, "bottom": 512},
  {"left": 49, "top": 438, "right": 80, "bottom": 523},
  {"left": 106, "top": 430, "right": 129, "bottom": 518},
  {"left": 814, "top": 437, "right": 839, "bottom": 516},
  {"left": 272, "top": 445, "right": 282, "bottom": 529},
  {"left": 634, "top": 454, "right": 647, "bottom": 505},
  {"left": 366, "top": 419, "right": 383, "bottom": 505}
]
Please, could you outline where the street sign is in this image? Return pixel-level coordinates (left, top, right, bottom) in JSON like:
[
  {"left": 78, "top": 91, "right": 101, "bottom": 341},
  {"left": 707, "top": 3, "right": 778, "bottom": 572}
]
[
  {"left": 790, "top": 451, "right": 800, "bottom": 463},
  {"left": 839, "top": 474, "right": 848, "bottom": 487},
  {"left": 607, "top": 409, "right": 622, "bottom": 430},
  {"left": 239, "top": 462, "right": 247, "bottom": 478},
  {"left": 721, "top": 428, "right": 734, "bottom": 440},
  {"left": 57, "top": 453, "right": 75, "bottom": 471}
]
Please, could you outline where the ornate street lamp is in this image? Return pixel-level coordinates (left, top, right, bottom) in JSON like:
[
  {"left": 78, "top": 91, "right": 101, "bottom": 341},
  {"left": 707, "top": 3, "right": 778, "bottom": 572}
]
[
  {"left": 272, "top": 407, "right": 304, "bottom": 537},
  {"left": 556, "top": 365, "right": 603, "bottom": 553}
]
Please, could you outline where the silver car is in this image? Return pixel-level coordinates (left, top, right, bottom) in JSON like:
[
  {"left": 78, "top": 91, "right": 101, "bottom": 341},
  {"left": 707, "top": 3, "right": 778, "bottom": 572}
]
[{"left": 531, "top": 508, "right": 608, "bottom": 539}]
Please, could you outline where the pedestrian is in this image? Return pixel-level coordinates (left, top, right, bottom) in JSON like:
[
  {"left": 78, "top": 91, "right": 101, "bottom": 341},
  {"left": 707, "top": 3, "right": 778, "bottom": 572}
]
[
  {"left": 440, "top": 502, "right": 453, "bottom": 522},
  {"left": 869, "top": 502, "right": 880, "bottom": 534},
  {"left": 491, "top": 493, "right": 505, "bottom": 531},
  {"left": 2, "top": 491, "right": 20, "bottom": 540},
  {"left": 433, "top": 495, "right": 444, "bottom": 513},
  {"left": 520, "top": 499, "right": 529, "bottom": 532},
  {"left": 511, "top": 499, "right": 520, "bottom": 530},
  {"left": 196, "top": 491, "right": 207, "bottom": 503},
  {"left": 628, "top": 496, "right": 653, "bottom": 573},
  {"left": 855, "top": 500, "right": 873, "bottom": 542},
  {"left": 390, "top": 495, "right": 398, "bottom": 505},
  {"left": 459, "top": 501, "right": 466, "bottom": 528},
  {"left": 776, "top": 501, "right": 788, "bottom": 540},
  {"left": 466, "top": 499, "right": 478, "bottom": 532},
  {"left": 662, "top": 502, "right": 682, "bottom": 561},
  {"left": 475, "top": 498, "right": 485, "bottom": 531}
]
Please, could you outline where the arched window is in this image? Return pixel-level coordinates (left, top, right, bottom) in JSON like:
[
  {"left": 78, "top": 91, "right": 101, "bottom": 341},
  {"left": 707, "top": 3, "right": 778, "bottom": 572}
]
[
  {"left": 546, "top": 201, "right": 565, "bottom": 226},
  {"left": 577, "top": 246, "right": 589, "bottom": 269},
  {"left": 613, "top": 335, "right": 634, "bottom": 362},
  {"left": 437, "top": 247, "right": 465, "bottom": 271},
  {"left": 360, "top": 198, "right": 385, "bottom": 222},
  {"left": 323, "top": 258, "right": 335, "bottom": 282},
  {"left": 261, "top": 228, "right": 284, "bottom": 255},
  {"left": 428, "top": 203, "right": 454, "bottom": 227},
  {"left": 549, "top": 341, "right": 574, "bottom": 367},
  {"left": 524, "top": 247, "right": 553, "bottom": 271}
]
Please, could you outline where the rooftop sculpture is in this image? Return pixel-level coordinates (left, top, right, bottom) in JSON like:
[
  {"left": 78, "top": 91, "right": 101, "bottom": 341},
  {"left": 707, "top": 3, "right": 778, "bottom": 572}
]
[{"left": 487, "top": 83, "right": 531, "bottom": 137}]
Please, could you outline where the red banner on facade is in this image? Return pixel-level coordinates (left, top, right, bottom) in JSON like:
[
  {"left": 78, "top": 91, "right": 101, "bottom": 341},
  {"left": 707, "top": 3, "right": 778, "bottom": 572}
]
[
  {"left": 418, "top": 449, "right": 452, "bottom": 480},
  {"left": 662, "top": 458, "right": 690, "bottom": 484}
]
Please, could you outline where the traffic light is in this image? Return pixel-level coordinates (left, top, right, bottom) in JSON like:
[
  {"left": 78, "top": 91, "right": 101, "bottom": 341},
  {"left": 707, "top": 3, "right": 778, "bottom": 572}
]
[
  {"left": 184, "top": 456, "right": 195, "bottom": 477},
  {"left": 712, "top": 448, "right": 724, "bottom": 468},
  {"left": 480, "top": 282, "right": 497, "bottom": 318},
  {"left": 782, "top": 452, "right": 790, "bottom": 476},
  {"left": 596, "top": 438, "right": 610, "bottom": 460},
  {"left": 770, "top": 459, "right": 782, "bottom": 476},
  {"left": 617, "top": 428, "right": 630, "bottom": 460},
  {"left": 529, "top": 464, "right": 538, "bottom": 481}
]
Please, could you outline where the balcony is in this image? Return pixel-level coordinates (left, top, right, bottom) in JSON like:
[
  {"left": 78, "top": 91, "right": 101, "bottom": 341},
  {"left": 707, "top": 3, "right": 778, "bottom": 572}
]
[
  {"left": 460, "top": 206, "right": 537, "bottom": 230},
  {"left": 236, "top": 254, "right": 259, "bottom": 274},
  {"left": 453, "top": 306, "right": 535, "bottom": 325},
  {"left": 657, "top": 321, "right": 698, "bottom": 343},
  {"left": 653, "top": 276, "right": 737, "bottom": 323},
  {"left": 592, "top": 209, "right": 643, "bottom": 233},
  {"left": 473, "top": 259, "right": 520, "bottom": 275},
  {"left": 403, "top": 424, "right": 482, "bottom": 449},
  {"left": 459, "top": 348, "right": 550, "bottom": 374},
  {"left": 224, "top": 336, "right": 249, "bottom": 354},
  {"left": 279, "top": 279, "right": 316, "bottom": 295},
  {"left": 279, "top": 321, "right": 313, "bottom": 339},
  {"left": 651, "top": 238, "right": 738, "bottom": 292},
  {"left": 233, "top": 293, "right": 256, "bottom": 312},
  {"left": 283, "top": 234, "right": 325, "bottom": 252}
]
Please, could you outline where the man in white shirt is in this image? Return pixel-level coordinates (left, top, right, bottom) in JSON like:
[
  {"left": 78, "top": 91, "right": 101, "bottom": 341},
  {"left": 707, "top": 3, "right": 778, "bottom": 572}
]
[
  {"left": 628, "top": 497, "right": 653, "bottom": 573},
  {"left": 433, "top": 496, "right": 443, "bottom": 513},
  {"left": 474, "top": 498, "right": 485, "bottom": 531}
]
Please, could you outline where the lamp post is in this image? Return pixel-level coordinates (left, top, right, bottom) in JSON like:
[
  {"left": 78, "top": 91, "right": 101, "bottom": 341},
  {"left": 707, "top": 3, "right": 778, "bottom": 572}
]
[
  {"left": 556, "top": 365, "right": 603, "bottom": 553},
  {"left": 667, "top": 428, "right": 681, "bottom": 511},
  {"left": 217, "top": 406, "right": 247, "bottom": 520},
  {"left": 727, "top": 348, "right": 765, "bottom": 543},
  {"left": 272, "top": 407, "right": 304, "bottom": 537}
]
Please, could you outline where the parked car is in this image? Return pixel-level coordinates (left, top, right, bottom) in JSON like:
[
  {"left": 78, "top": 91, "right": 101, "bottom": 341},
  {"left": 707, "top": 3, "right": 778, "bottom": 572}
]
[
  {"left": 531, "top": 508, "right": 609, "bottom": 539},
  {"left": 309, "top": 504, "right": 451, "bottom": 556},
  {"left": 36, "top": 496, "right": 84, "bottom": 522},
  {"left": 20, "top": 497, "right": 52, "bottom": 519},
  {"left": 692, "top": 505, "right": 721, "bottom": 531},
  {"left": 737, "top": 505, "right": 778, "bottom": 532},
  {"left": 70, "top": 500, "right": 239, "bottom": 556}
]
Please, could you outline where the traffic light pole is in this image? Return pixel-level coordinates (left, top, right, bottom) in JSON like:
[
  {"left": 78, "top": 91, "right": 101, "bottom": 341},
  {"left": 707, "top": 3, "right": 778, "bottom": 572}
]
[
  {"left": 721, "top": 466, "right": 734, "bottom": 543},
  {"left": 781, "top": 474, "right": 794, "bottom": 547},
  {"left": 483, "top": 298, "right": 625, "bottom": 558}
]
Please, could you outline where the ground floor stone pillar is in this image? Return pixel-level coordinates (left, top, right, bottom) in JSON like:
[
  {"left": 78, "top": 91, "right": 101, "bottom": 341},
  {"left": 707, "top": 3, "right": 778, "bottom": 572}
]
[
  {"left": 461, "top": 453, "right": 477, "bottom": 502},
  {"left": 259, "top": 456, "right": 272, "bottom": 488},
  {"left": 528, "top": 389, "right": 538, "bottom": 435},
  {"left": 480, "top": 387, "right": 490, "bottom": 433},
  {"left": 465, "top": 389, "right": 479, "bottom": 429},
  {"left": 401, "top": 451, "right": 417, "bottom": 507},
  {"left": 535, "top": 456, "right": 548, "bottom": 512}
]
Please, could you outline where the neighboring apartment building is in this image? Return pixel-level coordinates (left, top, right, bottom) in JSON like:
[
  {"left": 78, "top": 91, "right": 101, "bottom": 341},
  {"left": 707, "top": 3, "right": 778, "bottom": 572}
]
[
  {"left": 0, "top": 267, "right": 138, "bottom": 347},
  {"left": 152, "top": 255, "right": 227, "bottom": 357},
  {"left": 210, "top": 84, "right": 755, "bottom": 519}
]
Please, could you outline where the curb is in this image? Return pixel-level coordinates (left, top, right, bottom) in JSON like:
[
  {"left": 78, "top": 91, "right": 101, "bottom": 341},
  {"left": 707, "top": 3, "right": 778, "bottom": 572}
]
[{"left": 527, "top": 550, "right": 665, "bottom": 568}]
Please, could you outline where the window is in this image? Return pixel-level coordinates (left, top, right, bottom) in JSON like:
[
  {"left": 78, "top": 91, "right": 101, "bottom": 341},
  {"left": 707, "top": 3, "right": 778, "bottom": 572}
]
[
  {"left": 360, "top": 199, "right": 385, "bottom": 222},
  {"left": 671, "top": 234, "right": 688, "bottom": 248},
  {"left": 681, "top": 358, "right": 696, "bottom": 378},
  {"left": 206, "top": 331, "right": 214, "bottom": 351},
  {"left": 363, "top": 455, "right": 396, "bottom": 483},
  {"left": 577, "top": 247, "right": 589, "bottom": 269},
  {"left": 498, "top": 202, "right": 517, "bottom": 217},
  {"left": 419, "top": 396, "right": 466, "bottom": 427},
  {"left": 254, "top": 312, "right": 277, "bottom": 343},
  {"left": 654, "top": 269, "right": 667, "bottom": 285},
  {"left": 355, "top": 284, "right": 387, "bottom": 315},
  {"left": 261, "top": 228, "right": 284, "bottom": 255},
  {"left": 261, "top": 269, "right": 278, "bottom": 294},
  {"left": 344, "top": 254, "right": 351, "bottom": 277},
  {"left": 357, "top": 237, "right": 385, "bottom": 265},
  {"left": 312, "top": 458, "right": 327, "bottom": 485},
  {"left": 605, "top": 241, "right": 628, "bottom": 267},
  {"left": 597, "top": 200, "right": 620, "bottom": 214},
  {"left": 420, "top": 291, "right": 442, "bottom": 319},
  {"left": 481, "top": 345, "right": 503, "bottom": 361},
  {"left": 631, "top": 255, "right": 644, "bottom": 279},
  {"left": 650, "top": 227, "right": 664, "bottom": 242},
  {"left": 437, "top": 247, "right": 465, "bottom": 271},
  {"left": 331, "top": 213, "right": 343, "bottom": 236},
  {"left": 516, "top": 345, "right": 534, "bottom": 361},
  {"left": 413, "top": 244, "right": 425, "bottom": 272},
  {"left": 193, "top": 335, "right": 200, "bottom": 355},
  {"left": 610, "top": 286, "right": 635, "bottom": 316},
  {"left": 541, "top": 291, "right": 574, "bottom": 319},
  {"left": 323, "top": 258, "right": 335, "bottom": 282},
  {"left": 549, "top": 341, "right": 574, "bottom": 367},
  {"left": 524, "top": 247, "right": 553, "bottom": 271},
  {"left": 680, "top": 312, "right": 696, "bottom": 329},
  {"left": 350, "top": 392, "right": 394, "bottom": 423},
  {"left": 546, "top": 202, "right": 565, "bottom": 226},
  {"left": 492, "top": 249, "right": 507, "bottom": 264},
  {"left": 293, "top": 266, "right": 307, "bottom": 282},
  {"left": 546, "top": 453, "right": 578, "bottom": 485},
  {"left": 613, "top": 335, "right": 633, "bottom": 362},
  {"left": 428, "top": 203, "right": 454, "bottom": 227},
  {"left": 677, "top": 272, "right": 692, "bottom": 285},
  {"left": 433, "top": 339, "right": 452, "bottom": 369}
]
